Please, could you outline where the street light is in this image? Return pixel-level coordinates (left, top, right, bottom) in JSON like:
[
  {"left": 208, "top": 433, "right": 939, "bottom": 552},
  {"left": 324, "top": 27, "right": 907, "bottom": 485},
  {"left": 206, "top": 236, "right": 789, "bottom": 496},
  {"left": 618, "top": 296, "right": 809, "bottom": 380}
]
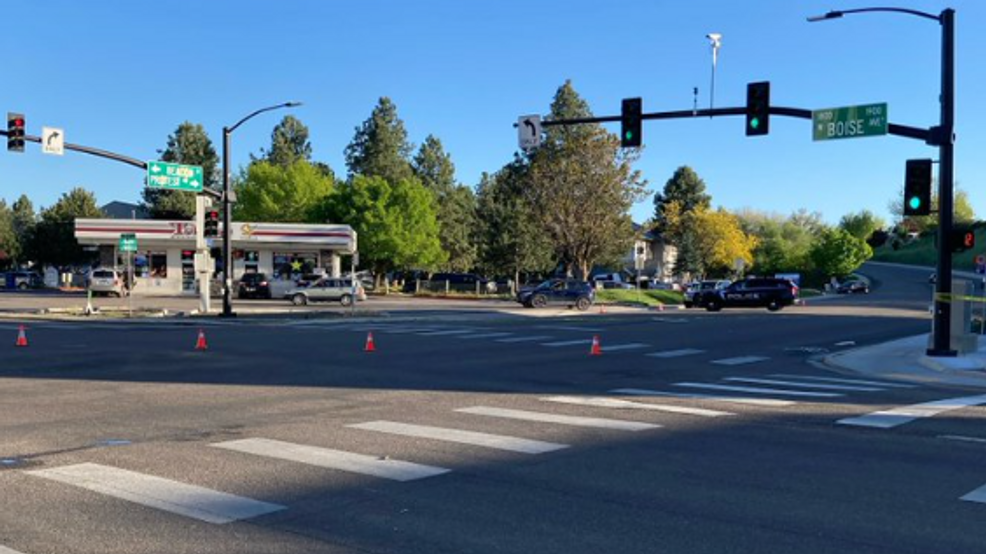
[
  {"left": 706, "top": 33, "right": 722, "bottom": 114},
  {"left": 220, "top": 101, "right": 302, "bottom": 317},
  {"left": 808, "top": 7, "right": 956, "bottom": 356}
]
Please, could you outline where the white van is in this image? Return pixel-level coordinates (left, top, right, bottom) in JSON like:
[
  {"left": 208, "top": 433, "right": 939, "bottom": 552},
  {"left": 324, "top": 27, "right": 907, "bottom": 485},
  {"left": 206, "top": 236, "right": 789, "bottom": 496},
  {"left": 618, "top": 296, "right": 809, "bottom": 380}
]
[{"left": 591, "top": 273, "right": 634, "bottom": 290}]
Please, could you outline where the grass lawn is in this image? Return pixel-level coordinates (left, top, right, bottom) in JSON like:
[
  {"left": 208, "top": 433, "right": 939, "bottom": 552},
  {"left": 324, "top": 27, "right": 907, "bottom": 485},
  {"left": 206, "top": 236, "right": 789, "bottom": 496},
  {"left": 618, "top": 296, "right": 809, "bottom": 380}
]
[
  {"left": 596, "top": 289, "right": 683, "bottom": 307},
  {"left": 871, "top": 228, "right": 981, "bottom": 271}
]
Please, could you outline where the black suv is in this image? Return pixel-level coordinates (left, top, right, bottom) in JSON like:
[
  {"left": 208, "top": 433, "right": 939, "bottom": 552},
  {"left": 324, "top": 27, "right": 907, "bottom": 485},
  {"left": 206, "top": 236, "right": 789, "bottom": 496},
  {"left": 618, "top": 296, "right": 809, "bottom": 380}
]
[
  {"left": 516, "top": 279, "right": 595, "bottom": 311},
  {"left": 237, "top": 273, "right": 272, "bottom": 299},
  {"left": 699, "top": 278, "right": 798, "bottom": 312}
]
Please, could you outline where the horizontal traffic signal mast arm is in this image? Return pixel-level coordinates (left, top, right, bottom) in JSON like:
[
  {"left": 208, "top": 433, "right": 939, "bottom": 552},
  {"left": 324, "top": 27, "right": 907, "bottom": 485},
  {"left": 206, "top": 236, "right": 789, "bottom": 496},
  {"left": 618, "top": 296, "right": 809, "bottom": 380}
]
[
  {"left": 0, "top": 129, "right": 146, "bottom": 169},
  {"left": 537, "top": 105, "right": 932, "bottom": 143}
]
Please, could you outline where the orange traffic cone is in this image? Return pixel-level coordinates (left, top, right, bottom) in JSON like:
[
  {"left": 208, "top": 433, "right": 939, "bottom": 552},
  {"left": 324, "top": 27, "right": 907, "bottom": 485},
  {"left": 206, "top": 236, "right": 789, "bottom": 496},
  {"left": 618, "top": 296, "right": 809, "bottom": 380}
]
[
  {"left": 194, "top": 329, "right": 208, "bottom": 351},
  {"left": 364, "top": 331, "right": 376, "bottom": 352},
  {"left": 589, "top": 335, "right": 602, "bottom": 356},
  {"left": 15, "top": 325, "right": 28, "bottom": 347}
]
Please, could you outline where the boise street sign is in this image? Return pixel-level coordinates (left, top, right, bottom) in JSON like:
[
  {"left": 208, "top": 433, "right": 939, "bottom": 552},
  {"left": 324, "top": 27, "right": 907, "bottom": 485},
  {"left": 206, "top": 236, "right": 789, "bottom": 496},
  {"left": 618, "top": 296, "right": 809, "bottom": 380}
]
[
  {"left": 147, "top": 161, "right": 204, "bottom": 192},
  {"left": 812, "top": 103, "right": 888, "bottom": 141}
]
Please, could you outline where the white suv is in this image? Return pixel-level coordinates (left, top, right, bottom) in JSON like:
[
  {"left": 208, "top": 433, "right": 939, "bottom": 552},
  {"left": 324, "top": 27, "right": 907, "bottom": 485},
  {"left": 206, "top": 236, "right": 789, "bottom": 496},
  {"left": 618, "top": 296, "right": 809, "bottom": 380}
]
[{"left": 87, "top": 268, "right": 125, "bottom": 297}]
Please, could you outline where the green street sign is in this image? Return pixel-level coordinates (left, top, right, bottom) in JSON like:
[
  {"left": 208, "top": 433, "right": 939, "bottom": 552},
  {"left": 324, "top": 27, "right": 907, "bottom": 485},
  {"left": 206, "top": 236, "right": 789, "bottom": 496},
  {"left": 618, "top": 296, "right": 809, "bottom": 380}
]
[
  {"left": 812, "top": 103, "right": 888, "bottom": 141},
  {"left": 119, "top": 233, "right": 138, "bottom": 252},
  {"left": 147, "top": 161, "right": 204, "bottom": 192}
]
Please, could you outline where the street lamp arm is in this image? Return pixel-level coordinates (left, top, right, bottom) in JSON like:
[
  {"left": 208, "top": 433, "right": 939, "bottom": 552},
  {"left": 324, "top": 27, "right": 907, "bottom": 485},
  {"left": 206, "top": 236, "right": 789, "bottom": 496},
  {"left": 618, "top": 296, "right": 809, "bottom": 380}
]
[
  {"left": 227, "top": 102, "right": 303, "bottom": 134},
  {"left": 808, "top": 7, "right": 940, "bottom": 23}
]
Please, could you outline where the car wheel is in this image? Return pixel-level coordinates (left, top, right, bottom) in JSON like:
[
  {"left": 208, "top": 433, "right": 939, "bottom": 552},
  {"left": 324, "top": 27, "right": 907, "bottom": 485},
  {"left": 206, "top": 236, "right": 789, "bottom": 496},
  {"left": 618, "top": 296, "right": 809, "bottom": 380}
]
[
  {"left": 706, "top": 299, "right": 722, "bottom": 312},
  {"left": 17, "top": 282, "right": 28, "bottom": 290},
  {"left": 292, "top": 293, "right": 308, "bottom": 306},
  {"left": 532, "top": 294, "right": 548, "bottom": 309},
  {"left": 340, "top": 294, "right": 353, "bottom": 307},
  {"left": 767, "top": 300, "right": 782, "bottom": 312},
  {"left": 575, "top": 297, "right": 591, "bottom": 312}
]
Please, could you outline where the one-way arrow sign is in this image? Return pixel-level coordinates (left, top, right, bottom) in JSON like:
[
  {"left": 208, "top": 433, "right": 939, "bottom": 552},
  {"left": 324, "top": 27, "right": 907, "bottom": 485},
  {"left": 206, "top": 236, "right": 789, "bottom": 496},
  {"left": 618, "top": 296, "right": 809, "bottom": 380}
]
[{"left": 518, "top": 115, "right": 541, "bottom": 150}]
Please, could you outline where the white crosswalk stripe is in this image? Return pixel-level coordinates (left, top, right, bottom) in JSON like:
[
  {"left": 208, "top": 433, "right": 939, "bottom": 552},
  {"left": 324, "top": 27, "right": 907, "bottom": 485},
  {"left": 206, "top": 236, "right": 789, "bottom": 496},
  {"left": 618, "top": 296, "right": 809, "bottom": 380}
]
[
  {"left": 540, "top": 396, "right": 733, "bottom": 417},
  {"left": 598, "top": 343, "right": 650, "bottom": 352},
  {"left": 837, "top": 394, "right": 986, "bottom": 429},
  {"left": 960, "top": 483, "right": 986, "bottom": 504},
  {"left": 348, "top": 421, "right": 567, "bottom": 454},
  {"left": 456, "top": 332, "right": 514, "bottom": 340},
  {"left": 26, "top": 463, "right": 285, "bottom": 524},
  {"left": 609, "top": 388, "right": 796, "bottom": 407},
  {"left": 0, "top": 546, "right": 26, "bottom": 554},
  {"left": 674, "top": 382, "right": 843, "bottom": 398},
  {"left": 212, "top": 438, "right": 449, "bottom": 481},
  {"left": 710, "top": 356, "right": 770, "bottom": 366},
  {"left": 723, "top": 377, "right": 884, "bottom": 392},
  {"left": 414, "top": 329, "right": 476, "bottom": 336},
  {"left": 646, "top": 349, "right": 705, "bottom": 358},
  {"left": 456, "top": 406, "right": 659, "bottom": 431},
  {"left": 541, "top": 339, "right": 592, "bottom": 347},
  {"left": 495, "top": 335, "right": 555, "bottom": 343},
  {"left": 769, "top": 374, "right": 918, "bottom": 389}
]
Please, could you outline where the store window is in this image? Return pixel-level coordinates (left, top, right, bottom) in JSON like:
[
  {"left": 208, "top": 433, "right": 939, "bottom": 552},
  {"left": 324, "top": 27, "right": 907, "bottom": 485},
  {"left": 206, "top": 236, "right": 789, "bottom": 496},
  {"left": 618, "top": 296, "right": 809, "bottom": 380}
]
[
  {"left": 273, "top": 252, "right": 316, "bottom": 281},
  {"left": 134, "top": 251, "right": 167, "bottom": 278},
  {"left": 243, "top": 250, "right": 260, "bottom": 274}
]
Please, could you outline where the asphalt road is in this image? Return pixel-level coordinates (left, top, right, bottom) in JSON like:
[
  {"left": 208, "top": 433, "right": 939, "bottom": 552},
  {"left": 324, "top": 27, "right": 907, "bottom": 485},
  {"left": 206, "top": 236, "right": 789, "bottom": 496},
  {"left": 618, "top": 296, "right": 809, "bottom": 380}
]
[{"left": 2, "top": 263, "right": 985, "bottom": 554}]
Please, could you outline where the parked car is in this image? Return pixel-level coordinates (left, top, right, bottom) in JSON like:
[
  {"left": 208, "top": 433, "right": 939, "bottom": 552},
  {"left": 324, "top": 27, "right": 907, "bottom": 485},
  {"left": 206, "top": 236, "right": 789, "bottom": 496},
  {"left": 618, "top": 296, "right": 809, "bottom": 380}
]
[
  {"left": 837, "top": 280, "right": 870, "bottom": 294},
  {"left": 516, "top": 278, "right": 595, "bottom": 311},
  {"left": 237, "top": 272, "right": 273, "bottom": 299},
  {"left": 285, "top": 277, "right": 366, "bottom": 306},
  {"left": 5, "top": 270, "right": 44, "bottom": 290},
  {"left": 86, "top": 268, "right": 124, "bottom": 297},
  {"left": 294, "top": 273, "right": 325, "bottom": 288},
  {"left": 683, "top": 280, "right": 732, "bottom": 308},
  {"left": 699, "top": 277, "right": 798, "bottom": 312},
  {"left": 591, "top": 272, "right": 634, "bottom": 290}
]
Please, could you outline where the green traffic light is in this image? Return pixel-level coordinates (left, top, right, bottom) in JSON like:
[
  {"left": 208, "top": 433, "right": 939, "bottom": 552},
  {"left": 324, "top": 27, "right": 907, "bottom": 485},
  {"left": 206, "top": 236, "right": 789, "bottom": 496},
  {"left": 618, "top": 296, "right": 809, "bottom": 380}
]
[
  {"left": 625, "top": 130, "right": 633, "bottom": 141},
  {"left": 909, "top": 196, "right": 922, "bottom": 210},
  {"left": 750, "top": 117, "right": 759, "bottom": 130}
]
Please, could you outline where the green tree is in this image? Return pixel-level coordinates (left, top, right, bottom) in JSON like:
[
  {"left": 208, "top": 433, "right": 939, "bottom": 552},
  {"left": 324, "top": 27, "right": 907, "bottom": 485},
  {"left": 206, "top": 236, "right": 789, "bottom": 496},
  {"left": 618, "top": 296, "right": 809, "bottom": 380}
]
[
  {"left": 142, "top": 122, "right": 220, "bottom": 219},
  {"left": 810, "top": 227, "right": 872, "bottom": 278},
  {"left": 690, "top": 208, "right": 758, "bottom": 276},
  {"left": 258, "top": 115, "right": 312, "bottom": 167},
  {"left": 737, "top": 209, "right": 818, "bottom": 276},
  {"left": 653, "top": 166, "right": 711, "bottom": 233},
  {"left": 11, "top": 194, "right": 36, "bottom": 257},
  {"left": 839, "top": 209, "right": 885, "bottom": 242},
  {"left": 0, "top": 200, "right": 16, "bottom": 269},
  {"left": 344, "top": 97, "right": 414, "bottom": 184},
  {"left": 413, "top": 135, "right": 477, "bottom": 271},
  {"left": 475, "top": 162, "right": 555, "bottom": 283},
  {"left": 527, "top": 80, "right": 648, "bottom": 279},
  {"left": 318, "top": 175, "right": 444, "bottom": 284},
  {"left": 234, "top": 160, "right": 334, "bottom": 223},
  {"left": 28, "top": 188, "right": 104, "bottom": 267}
]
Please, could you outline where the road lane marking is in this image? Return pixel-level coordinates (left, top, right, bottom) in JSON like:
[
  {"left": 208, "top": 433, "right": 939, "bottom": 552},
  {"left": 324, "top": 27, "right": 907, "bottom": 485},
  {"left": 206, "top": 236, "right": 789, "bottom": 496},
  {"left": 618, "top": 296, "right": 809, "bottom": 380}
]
[
  {"left": 540, "top": 339, "right": 593, "bottom": 347},
  {"left": 837, "top": 394, "right": 986, "bottom": 429},
  {"left": 939, "top": 435, "right": 986, "bottom": 444},
  {"left": 599, "top": 343, "right": 649, "bottom": 352},
  {"left": 26, "top": 463, "right": 285, "bottom": 524},
  {"left": 455, "top": 332, "right": 514, "bottom": 340},
  {"left": 536, "top": 325, "right": 603, "bottom": 332},
  {"left": 380, "top": 327, "right": 440, "bottom": 334},
  {"left": 646, "top": 349, "right": 705, "bottom": 358},
  {"left": 414, "top": 329, "right": 476, "bottom": 336},
  {"left": 710, "top": 356, "right": 770, "bottom": 366},
  {"left": 610, "top": 388, "right": 795, "bottom": 407},
  {"left": 456, "top": 406, "right": 659, "bottom": 431},
  {"left": 540, "top": 396, "right": 733, "bottom": 417},
  {"left": 211, "top": 438, "right": 449, "bottom": 481},
  {"left": 770, "top": 374, "right": 917, "bottom": 389},
  {"left": 961, "top": 483, "right": 986, "bottom": 504},
  {"left": 347, "top": 421, "right": 566, "bottom": 454},
  {"left": 495, "top": 335, "right": 555, "bottom": 343},
  {"left": 673, "top": 382, "right": 843, "bottom": 398},
  {"left": 723, "top": 377, "right": 883, "bottom": 392}
]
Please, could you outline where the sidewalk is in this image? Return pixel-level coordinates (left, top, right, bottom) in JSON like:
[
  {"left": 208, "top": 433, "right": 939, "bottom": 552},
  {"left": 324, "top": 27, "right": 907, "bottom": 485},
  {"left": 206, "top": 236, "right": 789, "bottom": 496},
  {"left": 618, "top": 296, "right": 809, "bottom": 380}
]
[{"left": 824, "top": 333, "right": 986, "bottom": 389}]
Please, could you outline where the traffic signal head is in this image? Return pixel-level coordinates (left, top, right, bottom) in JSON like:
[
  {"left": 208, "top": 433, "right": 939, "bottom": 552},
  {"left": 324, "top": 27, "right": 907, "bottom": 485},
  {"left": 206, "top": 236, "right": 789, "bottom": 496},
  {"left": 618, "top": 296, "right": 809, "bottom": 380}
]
[
  {"left": 621, "top": 97, "right": 642, "bottom": 148},
  {"left": 7, "top": 113, "right": 25, "bottom": 152},
  {"left": 204, "top": 210, "right": 220, "bottom": 238},
  {"left": 951, "top": 227, "right": 975, "bottom": 253},
  {"left": 745, "top": 82, "right": 770, "bottom": 136},
  {"left": 903, "top": 159, "right": 932, "bottom": 217}
]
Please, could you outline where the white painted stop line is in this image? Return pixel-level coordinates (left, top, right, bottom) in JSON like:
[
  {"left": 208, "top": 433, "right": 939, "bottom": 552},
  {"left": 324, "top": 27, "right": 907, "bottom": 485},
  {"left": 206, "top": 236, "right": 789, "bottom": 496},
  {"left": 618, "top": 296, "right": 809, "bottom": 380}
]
[
  {"left": 674, "top": 382, "right": 843, "bottom": 398},
  {"left": 348, "top": 421, "right": 567, "bottom": 454},
  {"left": 540, "top": 396, "right": 733, "bottom": 417},
  {"left": 212, "top": 438, "right": 450, "bottom": 481},
  {"left": 26, "top": 463, "right": 285, "bottom": 524},
  {"left": 456, "top": 406, "right": 659, "bottom": 431},
  {"left": 609, "top": 388, "right": 796, "bottom": 407},
  {"left": 769, "top": 374, "right": 917, "bottom": 389},
  {"left": 723, "top": 377, "right": 883, "bottom": 392}
]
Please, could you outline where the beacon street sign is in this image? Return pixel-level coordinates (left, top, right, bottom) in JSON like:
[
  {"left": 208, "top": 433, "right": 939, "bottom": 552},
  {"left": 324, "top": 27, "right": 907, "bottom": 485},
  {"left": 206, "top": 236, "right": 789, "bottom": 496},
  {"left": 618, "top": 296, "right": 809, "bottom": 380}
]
[
  {"left": 147, "top": 161, "right": 204, "bottom": 192},
  {"left": 812, "top": 103, "right": 888, "bottom": 141}
]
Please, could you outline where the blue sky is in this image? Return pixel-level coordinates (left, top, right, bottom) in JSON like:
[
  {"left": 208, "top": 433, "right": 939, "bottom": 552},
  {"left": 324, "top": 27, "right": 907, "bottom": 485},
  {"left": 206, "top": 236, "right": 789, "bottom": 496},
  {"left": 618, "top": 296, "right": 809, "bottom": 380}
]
[{"left": 1, "top": 1, "right": 982, "bottom": 227}]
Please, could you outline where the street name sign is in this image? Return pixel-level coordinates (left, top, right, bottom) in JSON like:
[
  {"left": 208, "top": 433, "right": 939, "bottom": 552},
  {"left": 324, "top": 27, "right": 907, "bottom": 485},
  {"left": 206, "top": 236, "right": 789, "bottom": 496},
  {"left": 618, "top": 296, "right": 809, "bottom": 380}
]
[
  {"left": 518, "top": 115, "right": 542, "bottom": 150},
  {"left": 119, "top": 233, "right": 138, "bottom": 252},
  {"left": 41, "top": 127, "right": 64, "bottom": 156},
  {"left": 812, "top": 103, "right": 888, "bottom": 141},
  {"left": 147, "top": 161, "right": 204, "bottom": 192}
]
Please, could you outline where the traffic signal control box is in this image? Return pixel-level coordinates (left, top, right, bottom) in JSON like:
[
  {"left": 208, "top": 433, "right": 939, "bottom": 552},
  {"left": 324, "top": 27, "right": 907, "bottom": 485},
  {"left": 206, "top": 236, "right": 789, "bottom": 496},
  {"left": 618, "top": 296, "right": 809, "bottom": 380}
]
[
  {"left": 745, "top": 82, "right": 770, "bottom": 136},
  {"left": 903, "top": 159, "right": 932, "bottom": 217},
  {"left": 621, "top": 97, "right": 642, "bottom": 148},
  {"left": 7, "top": 113, "right": 25, "bottom": 152}
]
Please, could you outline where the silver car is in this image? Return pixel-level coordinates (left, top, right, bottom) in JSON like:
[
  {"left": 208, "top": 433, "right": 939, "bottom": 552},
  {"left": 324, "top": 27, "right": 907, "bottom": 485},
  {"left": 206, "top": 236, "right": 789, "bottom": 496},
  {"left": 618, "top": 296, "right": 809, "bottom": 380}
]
[
  {"left": 285, "top": 277, "right": 366, "bottom": 306},
  {"left": 87, "top": 268, "right": 125, "bottom": 297}
]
